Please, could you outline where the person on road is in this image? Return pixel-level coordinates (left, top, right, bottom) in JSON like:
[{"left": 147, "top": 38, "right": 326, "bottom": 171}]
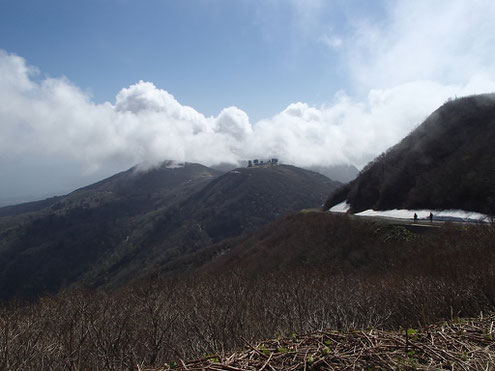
[
  {"left": 414, "top": 213, "right": 418, "bottom": 222},
  {"left": 429, "top": 212, "right": 433, "bottom": 222}
]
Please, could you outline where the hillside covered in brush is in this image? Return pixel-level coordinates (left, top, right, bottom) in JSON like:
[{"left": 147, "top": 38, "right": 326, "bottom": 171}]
[
  {"left": 324, "top": 94, "right": 495, "bottom": 214},
  {"left": 1, "top": 212, "right": 494, "bottom": 370}
]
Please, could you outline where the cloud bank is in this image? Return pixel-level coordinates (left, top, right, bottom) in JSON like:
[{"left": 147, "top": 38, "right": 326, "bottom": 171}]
[
  {"left": 1, "top": 50, "right": 492, "bottom": 172},
  {"left": 1, "top": 0, "right": 495, "bottom": 202}
]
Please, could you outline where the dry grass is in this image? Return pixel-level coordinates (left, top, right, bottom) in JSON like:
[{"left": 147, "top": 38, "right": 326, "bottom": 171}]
[{"left": 171, "top": 313, "right": 495, "bottom": 370}]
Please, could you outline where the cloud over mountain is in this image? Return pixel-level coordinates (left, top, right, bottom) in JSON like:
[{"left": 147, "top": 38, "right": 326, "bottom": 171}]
[
  {"left": 1, "top": 0, "right": 495, "bottom": 201},
  {"left": 2, "top": 51, "right": 490, "bottom": 173},
  {"left": 1, "top": 49, "right": 494, "bottom": 202}
]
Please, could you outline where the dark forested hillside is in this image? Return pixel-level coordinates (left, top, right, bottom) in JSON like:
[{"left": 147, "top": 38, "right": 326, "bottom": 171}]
[
  {"left": 86, "top": 165, "right": 340, "bottom": 289},
  {"left": 173, "top": 164, "right": 339, "bottom": 242},
  {"left": 0, "top": 162, "right": 222, "bottom": 300},
  {"left": 0, "top": 163, "right": 339, "bottom": 300},
  {"left": 0, "top": 196, "right": 64, "bottom": 218},
  {"left": 324, "top": 94, "right": 495, "bottom": 214}
]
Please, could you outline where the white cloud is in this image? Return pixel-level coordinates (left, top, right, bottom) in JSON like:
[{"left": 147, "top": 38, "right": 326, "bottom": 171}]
[
  {"left": 1, "top": 47, "right": 495, "bottom": 203},
  {"left": 346, "top": 0, "right": 495, "bottom": 90},
  {"left": 247, "top": 79, "right": 494, "bottom": 168},
  {"left": 2, "top": 0, "right": 495, "bottom": 202}
]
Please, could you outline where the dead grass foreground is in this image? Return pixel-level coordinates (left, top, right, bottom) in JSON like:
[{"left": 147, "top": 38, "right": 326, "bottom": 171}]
[{"left": 165, "top": 313, "right": 495, "bottom": 370}]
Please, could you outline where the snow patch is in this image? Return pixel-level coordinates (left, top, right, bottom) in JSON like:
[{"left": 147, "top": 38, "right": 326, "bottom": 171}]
[
  {"left": 329, "top": 201, "right": 351, "bottom": 213},
  {"left": 356, "top": 208, "right": 491, "bottom": 223},
  {"left": 329, "top": 200, "right": 491, "bottom": 223}
]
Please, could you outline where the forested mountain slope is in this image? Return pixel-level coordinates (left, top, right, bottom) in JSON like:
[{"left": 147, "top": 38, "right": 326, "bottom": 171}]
[
  {"left": 324, "top": 94, "right": 495, "bottom": 214},
  {"left": 0, "top": 162, "right": 222, "bottom": 300},
  {"left": 87, "top": 165, "right": 340, "bottom": 288},
  {"left": 0, "top": 163, "right": 339, "bottom": 300}
]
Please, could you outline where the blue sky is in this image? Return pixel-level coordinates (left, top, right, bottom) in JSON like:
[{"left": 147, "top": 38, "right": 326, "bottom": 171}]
[
  {"left": 0, "top": 0, "right": 382, "bottom": 120},
  {"left": 1, "top": 0, "right": 495, "bottom": 204}
]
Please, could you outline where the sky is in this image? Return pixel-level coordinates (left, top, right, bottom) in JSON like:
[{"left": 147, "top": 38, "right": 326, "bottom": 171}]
[{"left": 1, "top": 0, "right": 495, "bottom": 204}]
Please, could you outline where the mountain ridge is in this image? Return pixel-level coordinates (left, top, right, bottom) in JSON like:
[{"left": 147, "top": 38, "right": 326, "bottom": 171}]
[
  {"left": 0, "top": 162, "right": 339, "bottom": 300},
  {"left": 0, "top": 162, "right": 222, "bottom": 300},
  {"left": 83, "top": 164, "right": 340, "bottom": 289}
]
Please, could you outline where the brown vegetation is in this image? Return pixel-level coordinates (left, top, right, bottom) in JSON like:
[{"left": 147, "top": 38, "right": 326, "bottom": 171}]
[
  {"left": 0, "top": 216, "right": 494, "bottom": 369},
  {"left": 182, "top": 313, "right": 495, "bottom": 370}
]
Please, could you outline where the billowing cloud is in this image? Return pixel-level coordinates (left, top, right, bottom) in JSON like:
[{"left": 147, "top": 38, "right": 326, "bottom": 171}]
[
  {"left": 0, "top": 54, "right": 247, "bottom": 172},
  {"left": 247, "top": 79, "right": 495, "bottom": 168},
  {"left": 1, "top": 0, "right": 495, "bottom": 203},
  {"left": 1, "top": 49, "right": 492, "bottom": 178},
  {"left": 215, "top": 107, "right": 252, "bottom": 142}
]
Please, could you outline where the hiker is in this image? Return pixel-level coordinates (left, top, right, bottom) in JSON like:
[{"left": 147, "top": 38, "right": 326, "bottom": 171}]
[
  {"left": 429, "top": 212, "right": 433, "bottom": 222},
  {"left": 413, "top": 213, "right": 418, "bottom": 222}
]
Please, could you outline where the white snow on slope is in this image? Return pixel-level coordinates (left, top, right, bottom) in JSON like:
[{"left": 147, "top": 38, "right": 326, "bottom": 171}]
[
  {"left": 329, "top": 201, "right": 351, "bottom": 213},
  {"left": 329, "top": 201, "right": 491, "bottom": 223}
]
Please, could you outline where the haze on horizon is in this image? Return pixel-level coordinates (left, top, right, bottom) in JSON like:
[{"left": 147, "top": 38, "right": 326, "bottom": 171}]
[{"left": 1, "top": 0, "right": 495, "bottom": 205}]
